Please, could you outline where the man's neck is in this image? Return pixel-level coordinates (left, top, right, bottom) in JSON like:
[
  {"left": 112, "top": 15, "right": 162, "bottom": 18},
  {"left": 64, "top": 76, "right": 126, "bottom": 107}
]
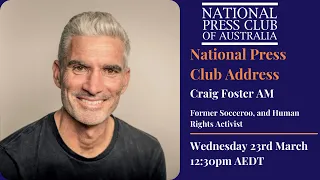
[{"left": 54, "top": 108, "right": 115, "bottom": 158}]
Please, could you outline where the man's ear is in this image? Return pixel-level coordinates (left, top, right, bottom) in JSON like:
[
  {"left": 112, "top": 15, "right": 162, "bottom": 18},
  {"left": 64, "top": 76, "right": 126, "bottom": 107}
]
[
  {"left": 120, "top": 67, "right": 131, "bottom": 94},
  {"left": 52, "top": 60, "right": 62, "bottom": 88}
]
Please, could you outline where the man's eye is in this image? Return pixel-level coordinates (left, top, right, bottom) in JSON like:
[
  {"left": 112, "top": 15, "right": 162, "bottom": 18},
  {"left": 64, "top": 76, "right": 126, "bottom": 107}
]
[
  {"left": 72, "top": 66, "right": 87, "bottom": 74},
  {"left": 104, "top": 68, "right": 118, "bottom": 74}
]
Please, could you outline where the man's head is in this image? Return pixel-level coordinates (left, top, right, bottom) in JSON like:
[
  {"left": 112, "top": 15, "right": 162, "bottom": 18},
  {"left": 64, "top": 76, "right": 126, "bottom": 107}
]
[{"left": 52, "top": 11, "right": 131, "bottom": 126}]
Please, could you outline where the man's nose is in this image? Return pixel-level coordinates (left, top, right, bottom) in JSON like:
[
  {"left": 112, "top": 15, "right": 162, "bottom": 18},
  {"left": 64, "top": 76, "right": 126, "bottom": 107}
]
[{"left": 82, "top": 70, "right": 104, "bottom": 95}]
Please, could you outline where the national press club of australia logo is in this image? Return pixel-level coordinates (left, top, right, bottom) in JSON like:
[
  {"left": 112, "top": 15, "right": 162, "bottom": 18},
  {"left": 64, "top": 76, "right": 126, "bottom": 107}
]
[{"left": 201, "top": 2, "right": 279, "bottom": 46}]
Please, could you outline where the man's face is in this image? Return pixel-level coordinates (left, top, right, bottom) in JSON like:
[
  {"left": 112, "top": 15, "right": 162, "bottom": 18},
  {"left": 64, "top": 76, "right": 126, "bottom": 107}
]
[{"left": 53, "top": 36, "right": 130, "bottom": 126}]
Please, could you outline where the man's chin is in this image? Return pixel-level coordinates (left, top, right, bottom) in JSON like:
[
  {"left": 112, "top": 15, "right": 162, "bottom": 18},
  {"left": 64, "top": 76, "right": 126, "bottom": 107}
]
[
  {"left": 62, "top": 106, "right": 111, "bottom": 126},
  {"left": 74, "top": 111, "right": 110, "bottom": 126}
]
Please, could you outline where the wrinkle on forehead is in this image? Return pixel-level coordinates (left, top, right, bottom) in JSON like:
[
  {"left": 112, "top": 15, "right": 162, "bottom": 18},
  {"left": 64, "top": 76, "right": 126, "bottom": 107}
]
[{"left": 67, "top": 36, "right": 125, "bottom": 67}]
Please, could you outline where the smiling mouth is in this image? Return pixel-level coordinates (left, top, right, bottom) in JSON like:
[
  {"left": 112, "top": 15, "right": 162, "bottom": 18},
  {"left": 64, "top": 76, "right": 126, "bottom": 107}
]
[
  {"left": 77, "top": 97, "right": 106, "bottom": 107},
  {"left": 81, "top": 99, "right": 103, "bottom": 105}
]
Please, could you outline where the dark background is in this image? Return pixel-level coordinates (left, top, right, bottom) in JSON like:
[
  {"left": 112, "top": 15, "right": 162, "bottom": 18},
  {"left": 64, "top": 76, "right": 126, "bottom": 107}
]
[{"left": 174, "top": 0, "right": 320, "bottom": 179}]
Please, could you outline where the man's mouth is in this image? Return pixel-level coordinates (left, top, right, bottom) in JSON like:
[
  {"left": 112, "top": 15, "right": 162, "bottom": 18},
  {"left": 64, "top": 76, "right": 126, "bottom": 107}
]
[
  {"left": 80, "top": 99, "right": 104, "bottom": 105},
  {"left": 76, "top": 97, "right": 106, "bottom": 108}
]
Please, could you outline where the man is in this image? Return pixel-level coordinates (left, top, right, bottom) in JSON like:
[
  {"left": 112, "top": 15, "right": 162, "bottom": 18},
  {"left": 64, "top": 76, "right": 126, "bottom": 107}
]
[{"left": 0, "top": 11, "right": 166, "bottom": 180}]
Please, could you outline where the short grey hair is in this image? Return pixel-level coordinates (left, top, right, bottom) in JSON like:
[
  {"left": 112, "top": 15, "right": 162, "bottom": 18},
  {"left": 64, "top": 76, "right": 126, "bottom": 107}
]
[{"left": 58, "top": 11, "right": 130, "bottom": 68}]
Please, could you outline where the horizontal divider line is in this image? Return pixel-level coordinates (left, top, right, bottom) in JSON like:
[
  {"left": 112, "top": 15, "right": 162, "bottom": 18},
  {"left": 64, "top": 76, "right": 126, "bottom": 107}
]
[
  {"left": 202, "top": 2, "right": 279, "bottom": 6},
  {"left": 190, "top": 132, "right": 318, "bottom": 135},
  {"left": 201, "top": 42, "right": 278, "bottom": 46}
]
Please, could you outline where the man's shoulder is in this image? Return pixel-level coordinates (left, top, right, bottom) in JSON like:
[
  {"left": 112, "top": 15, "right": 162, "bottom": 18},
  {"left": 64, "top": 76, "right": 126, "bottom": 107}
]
[
  {"left": 114, "top": 116, "right": 162, "bottom": 149},
  {"left": 0, "top": 113, "right": 51, "bottom": 150}
]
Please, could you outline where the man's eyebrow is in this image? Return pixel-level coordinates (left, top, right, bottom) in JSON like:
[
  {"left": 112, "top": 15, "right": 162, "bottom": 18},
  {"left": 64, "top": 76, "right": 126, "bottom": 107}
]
[
  {"left": 103, "top": 65, "right": 123, "bottom": 72},
  {"left": 67, "top": 60, "right": 88, "bottom": 67}
]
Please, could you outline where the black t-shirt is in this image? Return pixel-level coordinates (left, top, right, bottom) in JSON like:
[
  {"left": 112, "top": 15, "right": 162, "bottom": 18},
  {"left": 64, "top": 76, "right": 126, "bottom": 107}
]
[{"left": 0, "top": 112, "right": 166, "bottom": 180}]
